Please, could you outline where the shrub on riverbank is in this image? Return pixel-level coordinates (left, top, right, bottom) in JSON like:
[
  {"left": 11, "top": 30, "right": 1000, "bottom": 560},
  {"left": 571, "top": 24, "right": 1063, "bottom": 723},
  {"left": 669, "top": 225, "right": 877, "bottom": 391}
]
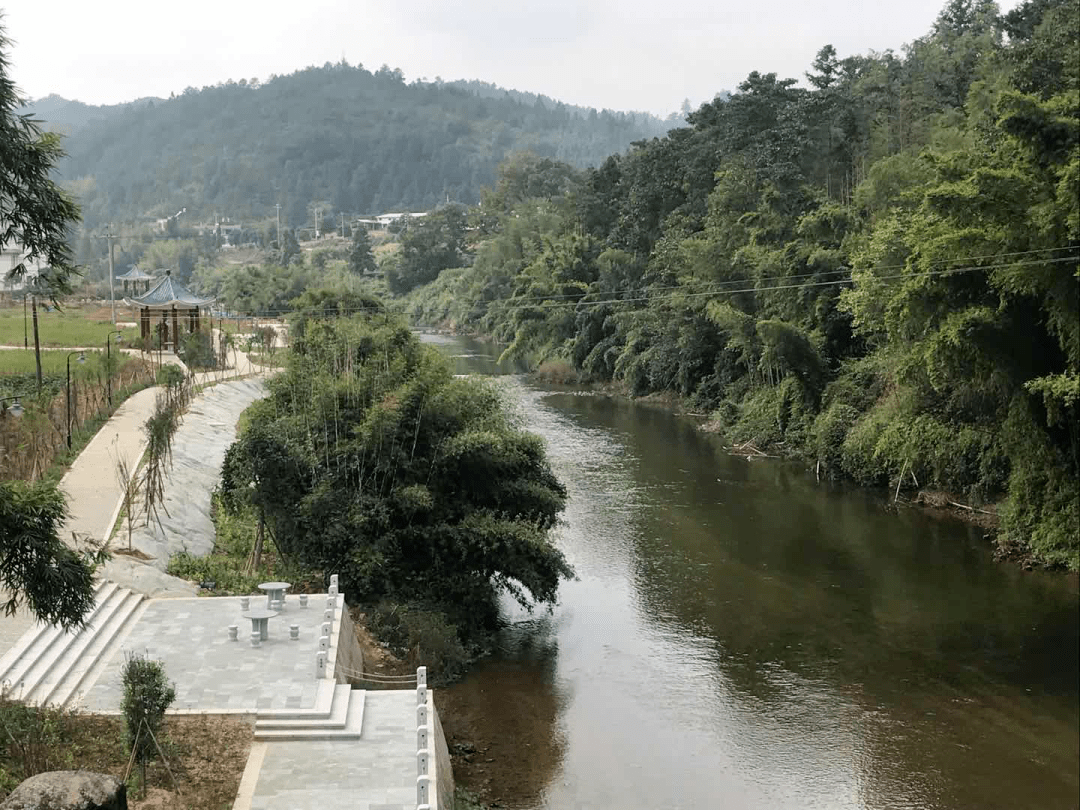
[{"left": 167, "top": 498, "right": 317, "bottom": 594}]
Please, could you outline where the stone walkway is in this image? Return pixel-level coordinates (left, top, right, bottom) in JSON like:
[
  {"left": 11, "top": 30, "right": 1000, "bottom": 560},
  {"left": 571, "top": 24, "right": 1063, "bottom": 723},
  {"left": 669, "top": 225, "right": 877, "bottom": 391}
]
[
  {"left": 246, "top": 691, "right": 418, "bottom": 810},
  {"left": 60, "top": 385, "right": 162, "bottom": 548}
]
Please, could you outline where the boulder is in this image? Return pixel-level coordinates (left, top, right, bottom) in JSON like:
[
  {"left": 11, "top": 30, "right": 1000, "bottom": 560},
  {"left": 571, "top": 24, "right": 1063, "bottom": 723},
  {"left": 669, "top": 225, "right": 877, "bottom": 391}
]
[{"left": 0, "top": 770, "right": 127, "bottom": 810}]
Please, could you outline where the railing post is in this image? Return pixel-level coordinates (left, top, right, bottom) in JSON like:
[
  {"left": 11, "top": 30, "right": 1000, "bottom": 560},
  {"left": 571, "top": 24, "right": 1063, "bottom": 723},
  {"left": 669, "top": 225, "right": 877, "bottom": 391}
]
[
  {"left": 416, "top": 665, "right": 427, "bottom": 686},
  {"left": 416, "top": 775, "right": 430, "bottom": 807},
  {"left": 315, "top": 651, "right": 327, "bottom": 678},
  {"left": 417, "top": 749, "right": 429, "bottom": 776}
]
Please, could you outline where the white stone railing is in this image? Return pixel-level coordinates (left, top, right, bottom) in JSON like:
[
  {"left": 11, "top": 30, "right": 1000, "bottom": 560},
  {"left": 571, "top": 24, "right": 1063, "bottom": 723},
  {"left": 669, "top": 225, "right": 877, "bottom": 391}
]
[
  {"left": 314, "top": 574, "right": 339, "bottom": 678},
  {"left": 415, "top": 665, "right": 435, "bottom": 809}
]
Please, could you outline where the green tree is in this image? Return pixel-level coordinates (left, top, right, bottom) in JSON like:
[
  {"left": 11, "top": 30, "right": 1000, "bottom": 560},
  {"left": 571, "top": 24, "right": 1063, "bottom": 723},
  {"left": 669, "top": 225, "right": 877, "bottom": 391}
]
[
  {"left": 279, "top": 228, "right": 301, "bottom": 266},
  {"left": 347, "top": 227, "right": 377, "bottom": 275},
  {"left": 220, "top": 311, "right": 572, "bottom": 636},
  {"left": 121, "top": 653, "right": 176, "bottom": 798},
  {"left": 1, "top": 20, "right": 82, "bottom": 389},
  {"left": 386, "top": 204, "right": 469, "bottom": 293},
  {"left": 0, "top": 481, "right": 96, "bottom": 630}
]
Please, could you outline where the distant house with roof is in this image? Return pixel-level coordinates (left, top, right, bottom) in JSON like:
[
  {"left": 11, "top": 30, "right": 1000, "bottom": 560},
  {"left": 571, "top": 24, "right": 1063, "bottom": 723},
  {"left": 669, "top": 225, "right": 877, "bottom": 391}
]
[
  {"left": 0, "top": 229, "right": 46, "bottom": 294},
  {"left": 356, "top": 212, "right": 428, "bottom": 231}
]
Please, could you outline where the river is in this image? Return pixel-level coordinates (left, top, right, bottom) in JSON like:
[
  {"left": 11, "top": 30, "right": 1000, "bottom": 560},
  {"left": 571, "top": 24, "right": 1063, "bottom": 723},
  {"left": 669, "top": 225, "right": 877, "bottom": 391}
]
[{"left": 424, "top": 333, "right": 1080, "bottom": 810}]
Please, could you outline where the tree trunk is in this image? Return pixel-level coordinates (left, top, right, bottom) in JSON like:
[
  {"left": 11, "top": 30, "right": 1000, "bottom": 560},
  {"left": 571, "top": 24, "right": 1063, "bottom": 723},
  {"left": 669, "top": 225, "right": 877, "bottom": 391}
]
[
  {"left": 31, "top": 295, "right": 42, "bottom": 390},
  {"left": 249, "top": 511, "right": 265, "bottom": 573}
]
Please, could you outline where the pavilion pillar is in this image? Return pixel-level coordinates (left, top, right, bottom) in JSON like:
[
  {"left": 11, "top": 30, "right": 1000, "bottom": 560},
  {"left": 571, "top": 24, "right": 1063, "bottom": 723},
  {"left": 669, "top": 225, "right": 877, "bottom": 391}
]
[{"left": 171, "top": 308, "right": 179, "bottom": 350}]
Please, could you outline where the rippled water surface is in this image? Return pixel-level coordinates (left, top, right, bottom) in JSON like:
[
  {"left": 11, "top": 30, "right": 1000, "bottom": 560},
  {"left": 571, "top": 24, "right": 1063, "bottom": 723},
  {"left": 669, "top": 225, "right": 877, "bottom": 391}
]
[{"left": 425, "top": 334, "right": 1080, "bottom": 810}]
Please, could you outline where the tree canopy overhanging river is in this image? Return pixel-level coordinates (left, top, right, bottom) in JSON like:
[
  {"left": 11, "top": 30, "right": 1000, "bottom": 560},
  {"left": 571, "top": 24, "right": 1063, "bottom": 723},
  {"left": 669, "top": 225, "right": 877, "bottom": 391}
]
[{"left": 423, "top": 333, "right": 1080, "bottom": 810}]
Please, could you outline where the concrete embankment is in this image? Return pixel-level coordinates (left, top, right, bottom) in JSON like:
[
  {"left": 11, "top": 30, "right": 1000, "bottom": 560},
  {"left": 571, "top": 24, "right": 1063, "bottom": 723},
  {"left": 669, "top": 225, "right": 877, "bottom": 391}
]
[{"left": 101, "top": 377, "right": 267, "bottom": 596}]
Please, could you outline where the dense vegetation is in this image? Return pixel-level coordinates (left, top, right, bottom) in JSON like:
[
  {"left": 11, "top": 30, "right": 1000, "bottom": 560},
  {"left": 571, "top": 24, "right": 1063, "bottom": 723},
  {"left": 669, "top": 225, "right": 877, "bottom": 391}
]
[
  {"left": 217, "top": 303, "right": 573, "bottom": 658},
  {"left": 404, "top": 0, "right": 1079, "bottom": 569},
  {"left": 26, "top": 65, "right": 670, "bottom": 231}
]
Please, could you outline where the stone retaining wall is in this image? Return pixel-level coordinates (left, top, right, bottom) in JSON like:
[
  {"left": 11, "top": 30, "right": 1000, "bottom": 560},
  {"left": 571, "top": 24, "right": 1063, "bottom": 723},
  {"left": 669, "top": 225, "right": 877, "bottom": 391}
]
[
  {"left": 432, "top": 699, "right": 455, "bottom": 810},
  {"left": 333, "top": 603, "right": 365, "bottom": 684}
]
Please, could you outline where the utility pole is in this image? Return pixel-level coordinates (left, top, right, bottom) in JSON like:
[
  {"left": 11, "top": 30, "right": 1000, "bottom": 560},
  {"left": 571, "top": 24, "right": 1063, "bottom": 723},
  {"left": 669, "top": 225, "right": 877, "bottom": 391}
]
[
  {"left": 313, "top": 208, "right": 320, "bottom": 240},
  {"left": 275, "top": 204, "right": 281, "bottom": 247},
  {"left": 105, "top": 226, "right": 116, "bottom": 326},
  {"left": 340, "top": 212, "right": 345, "bottom": 238}
]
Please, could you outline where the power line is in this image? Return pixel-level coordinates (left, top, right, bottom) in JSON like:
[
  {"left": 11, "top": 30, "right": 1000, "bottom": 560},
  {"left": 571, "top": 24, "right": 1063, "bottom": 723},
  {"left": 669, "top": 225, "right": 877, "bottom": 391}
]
[
  {"left": 452, "top": 245, "right": 1080, "bottom": 304},
  {"left": 451, "top": 255, "right": 1080, "bottom": 312},
  {"left": 208, "top": 252, "right": 1078, "bottom": 318}
]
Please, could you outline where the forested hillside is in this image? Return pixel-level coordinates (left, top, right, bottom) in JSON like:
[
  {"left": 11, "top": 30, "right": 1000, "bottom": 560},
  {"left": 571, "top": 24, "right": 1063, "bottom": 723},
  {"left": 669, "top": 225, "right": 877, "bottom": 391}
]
[
  {"left": 24, "top": 65, "right": 669, "bottom": 231},
  {"left": 404, "top": 0, "right": 1080, "bottom": 569}
]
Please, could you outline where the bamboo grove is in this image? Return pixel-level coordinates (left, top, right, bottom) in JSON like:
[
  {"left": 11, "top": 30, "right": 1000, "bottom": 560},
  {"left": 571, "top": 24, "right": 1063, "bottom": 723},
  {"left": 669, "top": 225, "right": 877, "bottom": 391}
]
[
  {"left": 219, "top": 301, "right": 573, "bottom": 643},
  {"left": 403, "top": 0, "right": 1079, "bottom": 569}
]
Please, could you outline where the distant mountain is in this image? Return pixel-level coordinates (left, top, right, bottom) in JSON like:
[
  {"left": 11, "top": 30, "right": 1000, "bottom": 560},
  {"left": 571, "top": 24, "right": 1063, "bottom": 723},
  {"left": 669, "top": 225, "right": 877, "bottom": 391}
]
[
  {"left": 22, "top": 64, "right": 674, "bottom": 230},
  {"left": 18, "top": 93, "right": 164, "bottom": 136}
]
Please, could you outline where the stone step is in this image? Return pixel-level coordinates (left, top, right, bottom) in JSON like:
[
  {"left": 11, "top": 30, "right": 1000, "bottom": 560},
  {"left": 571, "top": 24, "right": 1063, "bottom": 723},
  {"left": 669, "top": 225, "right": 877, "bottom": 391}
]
[
  {"left": 0, "top": 581, "right": 118, "bottom": 699},
  {"left": 253, "top": 688, "right": 365, "bottom": 741},
  {"left": 66, "top": 598, "right": 151, "bottom": 711},
  {"left": 17, "top": 585, "right": 130, "bottom": 706},
  {"left": 255, "top": 684, "right": 353, "bottom": 731},
  {"left": 253, "top": 677, "right": 337, "bottom": 721},
  {"left": 33, "top": 589, "right": 145, "bottom": 708}
]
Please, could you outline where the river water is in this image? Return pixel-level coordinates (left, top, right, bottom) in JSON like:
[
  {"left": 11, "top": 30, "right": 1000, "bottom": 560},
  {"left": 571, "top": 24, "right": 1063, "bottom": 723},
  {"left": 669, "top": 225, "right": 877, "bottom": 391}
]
[{"left": 426, "top": 334, "right": 1079, "bottom": 810}]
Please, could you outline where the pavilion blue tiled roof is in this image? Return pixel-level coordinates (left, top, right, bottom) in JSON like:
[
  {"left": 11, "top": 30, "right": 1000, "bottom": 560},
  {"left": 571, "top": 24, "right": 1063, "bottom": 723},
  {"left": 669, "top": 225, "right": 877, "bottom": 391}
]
[
  {"left": 115, "top": 265, "right": 157, "bottom": 282},
  {"left": 125, "top": 271, "right": 215, "bottom": 307}
]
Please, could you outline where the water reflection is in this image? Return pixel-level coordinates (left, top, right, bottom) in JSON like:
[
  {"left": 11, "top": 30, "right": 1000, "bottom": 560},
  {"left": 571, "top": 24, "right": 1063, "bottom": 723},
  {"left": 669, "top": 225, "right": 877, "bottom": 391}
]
[{"left": 423, "top": 336, "right": 1080, "bottom": 810}]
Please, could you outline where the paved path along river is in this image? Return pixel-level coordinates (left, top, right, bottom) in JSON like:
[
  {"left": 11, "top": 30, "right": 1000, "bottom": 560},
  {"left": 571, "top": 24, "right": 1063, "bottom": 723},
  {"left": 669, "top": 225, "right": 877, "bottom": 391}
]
[{"left": 429, "top": 334, "right": 1080, "bottom": 810}]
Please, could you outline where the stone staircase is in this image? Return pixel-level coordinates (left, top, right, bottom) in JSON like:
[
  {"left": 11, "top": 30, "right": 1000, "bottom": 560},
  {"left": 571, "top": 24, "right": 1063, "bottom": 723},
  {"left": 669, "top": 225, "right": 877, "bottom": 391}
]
[
  {"left": 253, "top": 681, "right": 365, "bottom": 741},
  {"left": 0, "top": 580, "right": 145, "bottom": 708}
]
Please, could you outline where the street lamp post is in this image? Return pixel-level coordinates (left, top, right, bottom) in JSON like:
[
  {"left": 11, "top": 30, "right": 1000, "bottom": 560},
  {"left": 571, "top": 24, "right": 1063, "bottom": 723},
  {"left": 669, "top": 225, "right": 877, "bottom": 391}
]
[
  {"left": 23, "top": 294, "right": 28, "bottom": 349},
  {"left": 66, "top": 351, "right": 86, "bottom": 450},
  {"left": 106, "top": 330, "right": 124, "bottom": 407},
  {"left": 1, "top": 394, "right": 27, "bottom": 419}
]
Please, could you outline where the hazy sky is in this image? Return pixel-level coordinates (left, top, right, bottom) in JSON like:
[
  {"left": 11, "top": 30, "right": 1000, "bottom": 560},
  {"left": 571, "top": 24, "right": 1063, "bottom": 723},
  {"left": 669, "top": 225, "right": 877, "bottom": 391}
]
[{"left": 2, "top": 0, "right": 1022, "bottom": 116}]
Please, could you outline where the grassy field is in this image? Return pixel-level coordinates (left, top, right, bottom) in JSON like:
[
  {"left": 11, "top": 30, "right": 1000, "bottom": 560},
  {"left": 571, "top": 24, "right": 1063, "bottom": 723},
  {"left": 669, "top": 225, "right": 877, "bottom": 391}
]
[
  {"left": 0, "top": 306, "right": 138, "bottom": 348},
  {"left": 0, "top": 348, "right": 109, "bottom": 376}
]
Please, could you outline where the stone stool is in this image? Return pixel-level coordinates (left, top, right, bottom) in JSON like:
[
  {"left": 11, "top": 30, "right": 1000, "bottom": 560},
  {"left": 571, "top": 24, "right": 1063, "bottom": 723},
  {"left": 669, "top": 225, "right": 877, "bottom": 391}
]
[
  {"left": 228, "top": 625, "right": 238, "bottom": 641},
  {"left": 250, "top": 630, "right": 261, "bottom": 648},
  {"left": 299, "top": 594, "right": 309, "bottom": 608},
  {"left": 240, "top": 596, "right": 250, "bottom": 611},
  {"left": 290, "top": 624, "right": 299, "bottom": 640}
]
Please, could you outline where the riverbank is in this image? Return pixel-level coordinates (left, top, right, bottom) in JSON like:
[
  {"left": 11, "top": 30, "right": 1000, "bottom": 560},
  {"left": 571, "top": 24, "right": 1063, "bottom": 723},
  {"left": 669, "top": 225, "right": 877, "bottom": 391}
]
[{"left": 521, "top": 361, "right": 1026, "bottom": 572}]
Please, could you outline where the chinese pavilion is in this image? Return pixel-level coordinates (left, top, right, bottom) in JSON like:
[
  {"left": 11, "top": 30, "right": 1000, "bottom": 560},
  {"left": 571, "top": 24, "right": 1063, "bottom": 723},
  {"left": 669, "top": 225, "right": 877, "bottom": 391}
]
[{"left": 124, "top": 270, "right": 215, "bottom": 350}]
